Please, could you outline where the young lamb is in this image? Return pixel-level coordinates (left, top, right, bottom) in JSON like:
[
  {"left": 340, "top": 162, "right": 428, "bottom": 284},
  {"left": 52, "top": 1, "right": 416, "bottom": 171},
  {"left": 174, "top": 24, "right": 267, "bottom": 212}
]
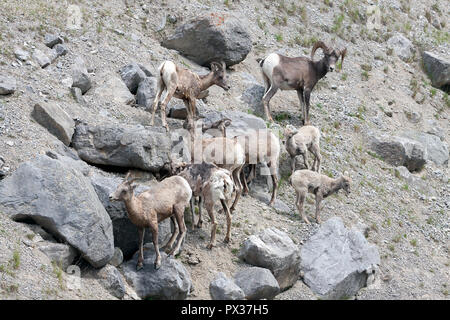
[
  {"left": 284, "top": 124, "right": 321, "bottom": 175},
  {"left": 150, "top": 60, "right": 230, "bottom": 131},
  {"left": 257, "top": 41, "right": 346, "bottom": 124},
  {"left": 109, "top": 172, "right": 192, "bottom": 270},
  {"left": 290, "top": 169, "right": 351, "bottom": 224},
  {"left": 177, "top": 162, "right": 234, "bottom": 249}
]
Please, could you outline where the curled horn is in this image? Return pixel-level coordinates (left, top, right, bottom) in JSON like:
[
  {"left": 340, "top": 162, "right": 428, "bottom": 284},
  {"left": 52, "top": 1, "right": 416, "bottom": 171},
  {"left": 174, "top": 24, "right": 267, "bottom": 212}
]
[
  {"left": 124, "top": 172, "right": 137, "bottom": 184},
  {"left": 221, "top": 60, "right": 226, "bottom": 71},
  {"left": 338, "top": 47, "right": 347, "bottom": 71},
  {"left": 210, "top": 61, "right": 221, "bottom": 71},
  {"left": 311, "top": 41, "right": 329, "bottom": 60}
]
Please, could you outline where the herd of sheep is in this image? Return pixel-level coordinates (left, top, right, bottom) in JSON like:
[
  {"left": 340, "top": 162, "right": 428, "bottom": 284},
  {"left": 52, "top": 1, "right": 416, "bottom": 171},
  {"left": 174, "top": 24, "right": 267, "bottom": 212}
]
[{"left": 109, "top": 41, "right": 352, "bottom": 270}]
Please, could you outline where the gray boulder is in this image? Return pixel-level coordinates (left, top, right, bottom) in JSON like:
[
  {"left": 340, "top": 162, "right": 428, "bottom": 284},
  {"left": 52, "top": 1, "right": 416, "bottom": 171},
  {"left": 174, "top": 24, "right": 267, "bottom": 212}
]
[
  {"left": 95, "top": 75, "right": 135, "bottom": 105},
  {"left": 31, "top": 102, "right": 75, "bottom": 146},
  {"left": 109, "top": 247, "right": 124, "bottom": 267},
  {"left": 122, "top": 248, "right": 192, "bottom": 300},
  {"left": 37, "top": 241, "right": 78, "bottom": 270},
  {"left": 387, "top": 33, "right": 414, "bottom": 62},
  {"left": 14, "top": 47, "right": 30, "bottom": 61},
  {"left": 32, "top": 49, "right": 51, "bottom": 68},
  {"left": 401, "top": 131, "right": 448, "bottom": 166},
  {"left": 300, "top": 217, "right": 380, "bottom": 300},
  {"left": 44, "top": 33, "right": 63, "bottom": 48},
  {"left": 209, "top": 272, "right": 245, "bottom": 300},
  {"left": 71, "top": 57, "right": 91, "bottom": 94},
  {"left": 90, "top": 173, "right": 172, "bottom": 258},
  {"left": 96, "top": 264, "right": 126, "bottom": 299},
  {"left": 54, "top": 44, "right": 68, "bottom": 57},
  {"left": 240, "top": 84, "right": 265, "bottom": 117},
  {"left": 368, "top": 133, "right": 427, "bottom": 171},
  {"left": 422, "top": 51, "right": 450, "bottom": 88},
  {"left": 162, "top": 13, "right": 252, "bottom": 67},
  {"left": 0, "top": 155, "right": 114, "bottom": 268},
  {"left": 233, "top": 267, "right": 280, "bottom": 300},
  {"left": 239, "top": 228, "right": 300, "bottom": 290},
  {"left": 0, "top": 76, "right": 16, "bottom": 95},
  {"left": 72, "top": 122, "right": 186, "bottom": 173},
  {"left": 119, "top": 63, "right": 147, "bottom": 94},
  {"left": 136, "top": 76, "right": 157, "bottom": 109},
  {"left": 70, "top": 87, "right": 87, "bottom": 106}
]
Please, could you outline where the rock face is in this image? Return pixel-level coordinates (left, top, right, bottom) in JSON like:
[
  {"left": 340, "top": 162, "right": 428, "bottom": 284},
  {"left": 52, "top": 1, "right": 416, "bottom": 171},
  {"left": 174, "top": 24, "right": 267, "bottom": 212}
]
[
  {"left": 122, "top": 249, "right": 192, "bottom": 300},
  {"left": 96, "top": 264, "right": 126, "bottom": 299},
  {"left": 0, "top": 155, "right": 114, "bottom": 268},
  {"left": 368, "top": 133, "right": 427, "bottom": 171},
  {"left": 136, "top": 76, "right": 157, "bottom": 109},
  {"left": 233, "top": 267, "right": 280, "bottom": 300},
  {"left": 90, "top": 173, "right": 173, "bottom": 258},
  {"left": 300, "top": 217, "right": 380, "bottom": 300},
  {"left": 239, "top": 228, "right": 300, "bottom": 290},
  {"left": 72, "top": 122, "right": 185, "bottom": 173},
  {"left": 31, "top": 102, "right": 75, "bottom": 146},
  {"left": 162, "top": 13, "right": 252, "bottom": 67},
  {"left": 422, "top": 51, "right": 450, "bottom": 88},
  {"left": 209, "top": 272, "right": 245, "bottom": 300},
  {"left": 387, "top": 33, "right": 414, "bottom": 62},
  {"left": 0, "top": 76, "right": 17, "bottom": 95},
  {"left": 37, "top": 241, "right": 78, "bottom": 270},
  {"left": 119, "top": 63, "right": 148, "bottom": 94}
]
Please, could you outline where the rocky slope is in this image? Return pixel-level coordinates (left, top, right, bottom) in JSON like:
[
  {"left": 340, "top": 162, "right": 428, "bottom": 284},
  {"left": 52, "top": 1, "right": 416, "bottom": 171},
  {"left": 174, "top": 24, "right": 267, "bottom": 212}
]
[{"left": 0, "top": 0, "right": 448, "bottom": 300}]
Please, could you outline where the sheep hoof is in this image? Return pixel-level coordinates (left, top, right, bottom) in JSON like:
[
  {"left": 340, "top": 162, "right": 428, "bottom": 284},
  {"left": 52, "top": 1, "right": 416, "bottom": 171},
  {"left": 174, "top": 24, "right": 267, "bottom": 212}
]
[
  {"left": 136, "top": 262, "right": 144, "bottom": 271},
  {"left": 196, "top": 222, "right": 203, "bottom": 229},
  {"left": 206, "top": 243, "right": 214, "bottom": 250},
  {"left": 223, "top": 237, "right": 230, "bottom": 243},
  {"left": 154, "top": 262, "right": 161, "bottom": 270}
]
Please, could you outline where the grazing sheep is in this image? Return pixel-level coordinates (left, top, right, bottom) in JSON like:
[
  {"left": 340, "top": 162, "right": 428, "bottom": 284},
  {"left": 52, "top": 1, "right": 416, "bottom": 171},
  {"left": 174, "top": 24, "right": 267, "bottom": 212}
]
[
  {"left": 290, "top": 169, "right": 351, "bottom": 224},
  {"left": 150, "top": 60, "right": 230, "bottom": 131},
  {"left": 257, "top": 41, "right": 347, "bottom": 124},
  {"left": 178, "top": 162, "right": 234, "bottom": 249},
  {"left": 284, "top": 124, "right": 321, "bottom": 175},
  {"left": 109, "top": 172, "right": 192, "bottom": 270}
]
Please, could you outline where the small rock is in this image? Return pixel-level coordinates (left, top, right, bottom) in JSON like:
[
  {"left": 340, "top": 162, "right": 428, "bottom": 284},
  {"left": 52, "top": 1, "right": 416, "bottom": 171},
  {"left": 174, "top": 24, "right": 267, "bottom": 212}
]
[
  {"left": 71, "top": 57, "right": 92, "bottom": 94},
  {"left": 44, "top": 33, "right": 63, "bottom": 48},
  {"left": 119, "top": 63, "right": 147, "bottom": 94},
  {"left": 54, "top": 44, "right": 68, "bottom": 57},
  {"left": 387, "top": 33, "right": 414, "bottom": 62},
  {"left": 37, "top": 241, "right": 78, "bottom": 270},
  {"left": 0, "top": 76, "right": 17, "bottom": 95},
  {"left": 70, "top": 87, "right": 87, "bottom": 106},
  {"left": 233, "top": 267, "right": 280, "bottom": 300},
  {"left": 32, "top": 49, "right": 51, "bottom": 68},
  {"left": 96, "top": 264, "right": 126, "bottom": 299},
  {"left": 209, "top": 272, "right": 245, "bottom": 300},
  {"left": 109, "top": 247, "right": 124, "bottom": 267},
  {"left": 14, "top": 47, "right": 30, "bottom": 61}
]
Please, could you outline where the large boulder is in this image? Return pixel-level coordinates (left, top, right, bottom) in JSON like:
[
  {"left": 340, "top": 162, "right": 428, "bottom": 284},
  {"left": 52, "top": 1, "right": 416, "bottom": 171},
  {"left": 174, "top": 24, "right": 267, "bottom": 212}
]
[
  {"left": 162, "top": 13, "right": 252, "bottom": 67},
  {"left": 96, "top": 264, "right": 126, "bottom": 299},
  {"left": 368, "top": 133, "right": 427, "bottom": 171},
  {"left": 240, "top": 84, "right": 265, "bottom": 117},
  {"left": 422, "top": 51, "right": 450, "bottom": 88},
  {"left": 72, "top": 122, "right": 186, "bottom": 173},
  {"left": 136, "top": 77, "right": 158, "bottom": 109},
  {"left": 233, "top": 267, "right": 280, "bottom": 300},
  {"left": 32, "top": 49, "right": 51, "bottom": 68},
  {"left": 401, "top": 131, "right": 448, "bottom": 166},
  {"left": 95, "top": 75, "right": 135, "bottom": 105},
  {"left": 300, "top": 217, "right": 380, "bottom": 300},
  {"left": 0, "top": 155, "right": 114, "bottom": 268},
  {"left": 119, "top": 63, "right": 148, "bottom": 94},
  {"left": 209, "top": 272, "right": 245, "bottom": 300},
  {"left": 122, "top": 248, "right": 192, "bottom": 300},
  {"left": 71, "top": 57, "right": 91, "bottom": 94},
  {"left": 31, "top": 102, "right": 75, "bottom": 146},
  {"left": 90, "top": 173, "right": 173, "bottom": 258},
  {"left": 0, "top": 76, "right": 16, "bottom": 95},
  {"left": 239, "top": 228, "right": 300, "bottom": 290},
  {"left": 387, "top": 33, "right": 414, "bottom": 62}
]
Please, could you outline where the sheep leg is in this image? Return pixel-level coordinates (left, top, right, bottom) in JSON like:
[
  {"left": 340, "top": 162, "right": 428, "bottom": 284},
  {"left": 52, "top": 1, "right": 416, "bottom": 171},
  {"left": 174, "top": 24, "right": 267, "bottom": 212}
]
[
  {"left": 183, "top": 99, "right": 194, "bottom": 131},
  {"left": 309, "top": 143, "right": 322, "bottom": 173},
  {"left": 262, "top": 85, "right": 278, "bottom": 122},
  {"left": 296, "top": 89, "right": 306, "bottom": 125},
  {"left": 221, "top": 198, "right": 232, "bottom": 244},
  {"left": 268, "top": 161, "right": 278, "bottom": 206},
  {"left": 230, "top": 167, "right": 243, "bottom": 213},
  {"left": 296, "top": 190, "right": 310, "bottom": 224},
  {"left": 163, "top": 215, "right": 179, "bottom": 253},
  {"left": 315, "top": 193, "right": 323, "bottom": 224},
  {"left": 137, "top": 227, "right": 145, "bottom": 270},
  {"left": 290, "top": 156, "right": 296, "bottom": 175},
  {"left": 302, "top": 152, "right": 310, "bottom": 170},
  {"left": 241, "top": 169, "right": 249, "bottom": 196},
  {"left": 168, "top": 206, "right": 186, "bottom": 257},
  {"left": 159, "top": 85, "right": 177, "bottom": 131},
  {"left": 197, "top": 196, "right": 203, "bottom": 228},
  {"left": 206, "top": 202, "right": 217, "bottom": 249},
  {"left": 304, "top": 89, "right": 312, "bottom": 125},
  {"left": 246, "top": 164, "right": 256, "bottom": 184},
  {"left": 150, "top": 79, "right": 164, "bottom": 126},
  {"left": 189, "top": 197, "right": 196, "bottom": 231},
  {"left": 152, "top": 228, "right": 162, "bottom": 270}
]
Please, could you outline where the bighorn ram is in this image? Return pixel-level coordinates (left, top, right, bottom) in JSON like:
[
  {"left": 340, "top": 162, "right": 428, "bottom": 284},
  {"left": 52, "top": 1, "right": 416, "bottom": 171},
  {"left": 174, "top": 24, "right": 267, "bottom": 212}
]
[
  {"left": 150, "top": 60, "right": 230, "bottom": 131},
  {"left": 177, "top": 162, "right": 234, "bottom": 249},
  {"left": 284, "top": 124, "right": 321, "bottom": 174},
  {"left": 257, "top": 41, "right": 347, "bottom": 124},
  {"left": 290, "top": 169, "right": 351, "bottom": 224},
  {"left": 109, "top": 172, "right": 192, "bottom": 270}
]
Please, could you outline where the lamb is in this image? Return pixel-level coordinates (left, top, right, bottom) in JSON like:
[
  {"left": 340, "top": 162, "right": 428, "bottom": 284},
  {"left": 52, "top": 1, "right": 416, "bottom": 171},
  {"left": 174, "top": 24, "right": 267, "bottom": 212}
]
[
  {"left": 234, "top": 129, "right": 280, "bottom": 206},
  {"left": 284, "top": 124, "right": 321, "bottom": 175},
  {"left": 289, "top": 169, "right": 351, "bottom": 224},
  {"left": 257, "top": 41, "right": 346, "bottom": 124},
  {"left": 150, "top": 60, "right": 230, "bottom": 131},
  {"left": 177, "top": 162, "right": 234, "bottom": 249},
  {"left": 109, "top": 172, "right": 192, "bottom": 270}
]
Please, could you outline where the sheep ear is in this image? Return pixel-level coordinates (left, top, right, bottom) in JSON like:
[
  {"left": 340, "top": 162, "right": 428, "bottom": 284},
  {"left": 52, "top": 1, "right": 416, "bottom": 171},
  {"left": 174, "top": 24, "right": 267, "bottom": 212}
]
[
  {"left": 311, "top": 41, "right": 329, "bottom": 59},
  {"left": 124, "top": 172, "right": 131, "bottom": 181}
]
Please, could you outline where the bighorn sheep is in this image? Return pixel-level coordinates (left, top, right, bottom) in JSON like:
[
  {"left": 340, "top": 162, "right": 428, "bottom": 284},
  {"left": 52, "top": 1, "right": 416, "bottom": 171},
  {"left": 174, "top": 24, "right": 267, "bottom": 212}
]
[
  {"left": 150, "top": 60, "right": 230, "bottom": 131},
  {"left": 257, "top": 41, "right": 347, "bottom": 124},
  {"left": 284, "top": 124, "right": 321, "bottom": 175},
  {"left": 109, "top": 172, "right": 192, "bottom": 270},
  {"left": 289, "top": 169, "right": 351, "bottom": 224},
  {"left": 177, "top": 162, "right": 234, "bottom": 249},
  {"left": 235, "top": 130, "right": 280, "bottom": 206}
]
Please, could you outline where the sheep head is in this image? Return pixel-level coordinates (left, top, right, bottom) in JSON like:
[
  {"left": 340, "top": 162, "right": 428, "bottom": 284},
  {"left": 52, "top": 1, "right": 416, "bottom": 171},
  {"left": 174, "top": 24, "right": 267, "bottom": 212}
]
[
  {"left": 210, "top": 61, "right": 230, "bottom": 91},
  {"left": 109, "top": 172, "right": 137, "bottom": 201}
]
